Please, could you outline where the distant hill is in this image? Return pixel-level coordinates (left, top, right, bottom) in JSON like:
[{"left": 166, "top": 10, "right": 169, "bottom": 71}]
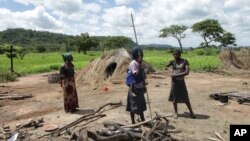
[
  {"left": 0, "top": 28, "right": 135, "bottom": 52},
  {"left": 139, "top": 44, "right": 173, "bottom": 49},
  {"left": 0, "top": 28, "right": 72, "bottom": 51}
]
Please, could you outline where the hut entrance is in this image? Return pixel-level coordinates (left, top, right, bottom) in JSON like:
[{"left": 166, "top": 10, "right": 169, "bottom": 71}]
[{"left": 105, "top": 62, "right": 117, "bottom": 78}]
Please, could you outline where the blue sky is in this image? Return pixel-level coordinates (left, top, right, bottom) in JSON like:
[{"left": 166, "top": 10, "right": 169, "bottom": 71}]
[{"left": 0, "top": 0, "right": 250, "bottom": 47}]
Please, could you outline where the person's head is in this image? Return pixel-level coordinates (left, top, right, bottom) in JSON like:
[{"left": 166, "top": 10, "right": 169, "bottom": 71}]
[
  {"left": 173, "top": 49, "right": 181, "bottom": 60},
  {"left": 62, "top": 53, "right": 73, "bottom": 63},
  {"left": 132, "top": 47, "right": 143, "bottom": 63}
]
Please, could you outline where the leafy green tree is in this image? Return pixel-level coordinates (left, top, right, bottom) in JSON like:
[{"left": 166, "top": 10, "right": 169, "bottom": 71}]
[
  {"left": 36, "top": 45, "right": 46, "bottom": 53},
  {"left": 102, "top": 36, "right": 134, "bottom": 50},
  {"left": 192, "top": 19, "right": 224, "bottom": 47},
  {"left": 218, "top": 32, "right": 237, "bottom": 48},
  {"left": 159, "top": 25, "right": 188, "bottom": 52},
  {"left": 73, "top": 33, "right": 99, "bottom": 54}
]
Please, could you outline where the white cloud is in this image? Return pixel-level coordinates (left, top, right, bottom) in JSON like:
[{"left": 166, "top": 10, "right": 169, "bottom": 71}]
[
  {"left": 224, "top": 0, "right": 250, "bottom": 10},
  {"left": 114, "top": 0, "right": 133, "bottom": 5},
  {"left": 102, "top": 6, "right": 134, "bottom": 27},
  {"left": 1, "top": 0, "right": 250, "bottom": 46},
  {"left": 0, "top": 6, "right": 63, "bottom": 32}
]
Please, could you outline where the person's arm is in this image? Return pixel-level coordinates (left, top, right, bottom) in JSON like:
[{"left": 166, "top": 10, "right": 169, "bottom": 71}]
[
  {"left": 59, "top": 65, "right": 65, "bottom": 87},
  {"left": 130, "top": 61, "right": 140, "bottom": 76},
  {"left": 165, "top": 60, "right": 172, "bottom": 70}
]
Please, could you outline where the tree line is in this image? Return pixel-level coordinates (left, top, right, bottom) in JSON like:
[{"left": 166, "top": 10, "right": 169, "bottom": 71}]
[
  {"left": 0, "top": 28, "right": 135, "bottom": 55},
  {"left": 0, "top": 18, "right": 238, "bottom": 56},
  {"left": 159, "top": 19, "right": 237, "bottom": 52}
]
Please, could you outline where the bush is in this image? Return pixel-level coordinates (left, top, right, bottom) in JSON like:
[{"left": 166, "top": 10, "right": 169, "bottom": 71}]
[
  {"left": 196, "top": 50, "right": 205, "bottom": 55},
  {"left": 36, "top": 45, "right": 46, "bottom": 53},
  {"left": 0, "top": 70, "right": 17, "bottom": 83},
  {"left": 201, "top": 64, "right": 217, "bottom": 72},
  {"left": 50, "top": 64, "right": 60, "bottom": 70}
]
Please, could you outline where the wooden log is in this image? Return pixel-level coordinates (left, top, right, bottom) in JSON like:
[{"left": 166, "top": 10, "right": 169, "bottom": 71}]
[
  {"left": 77, "top": 128, "right": 88, "bottom": 141},
  {"left": 146, "top": 121, "right": 160, "bottom": 139},
  {"left": 122, "top": 114, "right": 173, "bottom": 128},
  {"left": 112, "top": 124, "right": 150, "bottom": 141},
  {"left": 0, "top": 94, "right": 32, "bottom": 100},
  {"left": 87, "top": 131, "right": 131, "bottom": 141}
]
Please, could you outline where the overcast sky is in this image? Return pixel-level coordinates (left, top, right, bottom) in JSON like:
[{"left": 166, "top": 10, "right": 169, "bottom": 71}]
[{"left": 0, "top": 0, "right": 249, "bottom": 47}]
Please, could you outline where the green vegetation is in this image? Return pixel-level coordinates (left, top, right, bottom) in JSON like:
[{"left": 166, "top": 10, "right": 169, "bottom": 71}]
[
  {"left": 0, "top": 48, "right": 220, "bottom": 79},
  {"left": 143, "top": 49, "right": 220, "bottom": 72},
  {"left": 0, "top": 28, "right": 135, "bottom": 53},
  {"left": 0, "top": 51, "right": 102, "bottom": 75}
]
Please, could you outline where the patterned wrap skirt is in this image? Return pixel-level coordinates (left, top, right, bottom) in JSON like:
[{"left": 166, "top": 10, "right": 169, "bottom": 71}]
[
  {"left": 168, "top": 78, "right": 190, "bottom": 103},
  {"left": 62, "top": 77, "right": 79, "bottom": 113},
  {"left": 126, "top": 86, "right": 147, "bottom": 114}
]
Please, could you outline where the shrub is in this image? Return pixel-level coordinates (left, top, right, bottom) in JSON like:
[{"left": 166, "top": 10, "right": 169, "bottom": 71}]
[
  {"left": 0, "top": 69, "right": 17, "bottom": 83},
  {"left": 50, "top": 64, "right": 60, "bottom": 70},
  {"left": 196, "top": 50, "right": 205, "bottom": 55},
  {"left": 36, "top": 45, "right": 46, "bottom": 53}
]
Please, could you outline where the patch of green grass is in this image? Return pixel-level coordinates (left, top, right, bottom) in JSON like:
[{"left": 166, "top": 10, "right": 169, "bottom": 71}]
[
  {"left": 0, "top": 48, "right": 221, "bottom": 79},
  {"left": 0, "top": 51, "right": 102, "bottom": 75},
  {"left": 144, "top": 49, "right": 220, "bottom": 72}
]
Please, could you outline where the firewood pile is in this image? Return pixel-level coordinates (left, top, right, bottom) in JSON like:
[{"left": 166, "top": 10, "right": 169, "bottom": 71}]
[
  {"left": 56, "top": 113, "right": 180, "bottom": 141},
  {"left": 2, "top": 101, "right": 182, "bottom": 141}
]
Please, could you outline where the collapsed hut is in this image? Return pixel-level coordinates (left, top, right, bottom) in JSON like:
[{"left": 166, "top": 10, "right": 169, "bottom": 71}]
[{"left": 76, "top": 48, "right": 155, "bottom": 85}]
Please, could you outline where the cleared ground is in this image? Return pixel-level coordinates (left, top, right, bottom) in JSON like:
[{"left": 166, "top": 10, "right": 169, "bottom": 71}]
[{"left": 0, "top": 71, "right": 250, "bottom": 140}]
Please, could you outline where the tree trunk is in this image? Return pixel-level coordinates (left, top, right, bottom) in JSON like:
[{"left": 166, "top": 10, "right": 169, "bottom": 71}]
[
  {"left": 83, "top": 50, "right": 87, "bottom": 55},
  {"left": 203, "top": 37, "right": 209, "bottom": 47},
  {"left": 177, "top": 39, "right": 183, "bottom": 53}
]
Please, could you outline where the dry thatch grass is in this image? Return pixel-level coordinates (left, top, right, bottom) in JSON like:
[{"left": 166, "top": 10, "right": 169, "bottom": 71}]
[
  {"left": 76, "top": 48, "right": 155, "bottom": 85},
  {"left": 219, "top": 48, "right": 250, "bottom": 75}
]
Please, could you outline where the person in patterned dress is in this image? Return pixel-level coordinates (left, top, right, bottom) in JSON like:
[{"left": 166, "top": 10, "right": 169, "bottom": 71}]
[{"left": 60, "top": 53, "right": 79, "bottom": 113}]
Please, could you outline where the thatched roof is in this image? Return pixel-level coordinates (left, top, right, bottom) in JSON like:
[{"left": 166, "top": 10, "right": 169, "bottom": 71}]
[{"left": 76, "top": 48, "right": 155, "bottom": 85}]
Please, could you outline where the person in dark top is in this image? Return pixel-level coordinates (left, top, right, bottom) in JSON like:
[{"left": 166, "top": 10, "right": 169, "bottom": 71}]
[
  {"left": 60, "top": 53, "right": 79, "bottom": 113},
  {"left": 126, "top": 47, "right": 147, "bottom": 124},
  {"left": 166, "top": 50, "right": 196, "bottom": 119}
]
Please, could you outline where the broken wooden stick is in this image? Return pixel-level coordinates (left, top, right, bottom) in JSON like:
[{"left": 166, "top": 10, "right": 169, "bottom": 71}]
[
  {"left": 38, "top": 101, "right": 122, "bottom": 139},
  {"left": 87, "top": 130, "right": 131, "bottom": 141},
  {"left": 146, "top": 120, "right": 160, "bottom": 139},
  {"left": 0, "top": 94, "right": 32, "bottom": 100},
  {"left": 112, "top": 124, "right": 150, "bottom": 141},
  {"left": 214, "top": 132, "right": 226, "bottom": 141},
  {"left": 122, "top": 114, "right": 172, "bottom": 128}
]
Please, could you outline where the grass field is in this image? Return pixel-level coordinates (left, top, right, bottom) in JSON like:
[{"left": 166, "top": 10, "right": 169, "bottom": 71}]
[
  {"left": 0, "top": 49, "right": 221, "bottom": 82},
  {"left": 0, "top": 51, "right": 102, "bottom": 75},
  {"left": 143, "top": 50, "right": 220, "bottom": 72}
]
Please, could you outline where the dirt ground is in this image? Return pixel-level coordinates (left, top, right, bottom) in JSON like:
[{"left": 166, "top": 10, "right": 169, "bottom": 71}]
[{"left": 1, "top": 71, "right": 250, "bottom": 141}]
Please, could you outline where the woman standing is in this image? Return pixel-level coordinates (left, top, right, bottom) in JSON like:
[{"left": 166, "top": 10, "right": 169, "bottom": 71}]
[
  {"left": 60, "top": 53, "right": 79, "bottom": 113},
  {"left": 166, "top": 50, "right": 195, "bottom": 119},
  {"left": 126, "top": 47, "right": 147, "bottom": 124}
]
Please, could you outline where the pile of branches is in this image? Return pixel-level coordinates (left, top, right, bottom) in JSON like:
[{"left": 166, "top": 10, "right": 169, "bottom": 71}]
[
  {"left": 38, "top": 102, "right": 122, "bottom": 140},
  {"left": 64, "top": 114, "right": 180, "bottom": 141}
]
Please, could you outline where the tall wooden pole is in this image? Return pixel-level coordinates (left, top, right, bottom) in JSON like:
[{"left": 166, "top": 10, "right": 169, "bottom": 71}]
[
  {"left": 10, "top": 45, "right": 13, "bottom": 72},
  {"left": 131, "top": 13, "right": 138, "bottom": 45}
]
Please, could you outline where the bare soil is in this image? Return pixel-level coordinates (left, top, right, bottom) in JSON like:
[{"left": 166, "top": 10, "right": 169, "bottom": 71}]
[{"left": 1, "top": 71, "right": 250, "bottom": 140}]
